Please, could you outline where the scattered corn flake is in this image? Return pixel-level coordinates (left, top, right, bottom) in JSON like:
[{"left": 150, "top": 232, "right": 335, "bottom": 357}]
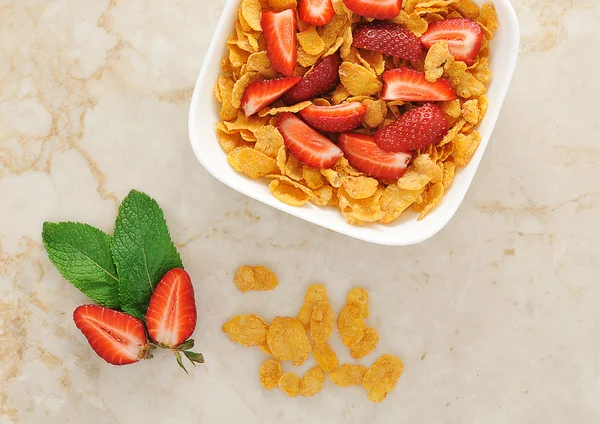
[
  {"left": 298, "top": 284, "right": 329, "bottom": 330},
  {"left": 254, "top": 125, "right": 284, "bottom": 158},
  {"left": 228, "top": 147, "right": 279, "bottom": 179},
  {"left": 442, "top": 161, "right": 456, "bottom": 189},
  {"left": 418, "top": 182, "right": 445, "bottom": 220},
  {"left": 284, "top": 153, "right": 304, "bottom": 181},
  {"left": 461, "top": 99, "right": 479, "bottom": 124},
  {"left": 440, "top": 99, "right": 462, "bottom": 119},
  {"left": 260, "top": 359, "right": 283, "bottom": 390},
  {"left": 451, "top": 0, "right": 480, "bottom": 19},
  {"left": 337, "top": 303, "right": 366, "bottom": 348},
  {"left": 341, "top": 176, "right": 379, "bottom": 200},
  {"left": 312, "top": 341, "right": 339, "bottom": 372},
  {"left": 452, "top": 130, "right": 481, "bottom": 167},
  {"left": 329, "top": 364, "right": 367, "bottom": 387},
  {"left": 234, "top": 265, "right": 279, "bottom": 292},
  {"left": 310, "top": 185, "right": 334, "bottom": 206},
  {"left": 241, "top": 0, "right": 263, "bottom": 31},
  {"left": 339, "top": 62, "right": 383, "bottom": 96},
  {"left": 258, "top": 100, "right": 312, "bottom": 117},
  {"left": 303, "top": 166, "right": 325, "bottom": 189},
  {"left": 362, "top": 99, "right": 387, "bottom": 128},
  {"left": 297, "top": 27, "right": 325, "bottom": 56},
  {"left": 310, "top": 301, "right": 335, "bottom": 343},
  {"left": 268, "top": 176, "right": 314, "bottom": 206},
  {"left": 439, "top": 119, "right": 466, "bottom": 146},
  {"left": 350, "top": 327, "right": 380, "bottom": 359},
  {"left": 245, "top": 51, "right": 278, "bottom": 78},
  {"left": 347, "top": 287, "right": 370, "bottom": 318},
  {"left": 278, "top": 372, "right": 301, "bottom": 397},
  {"left": 267, "top": 317, "right": 312, "bottom": 366},
  {"left": 299, "top": 366, "right": 325, "bottom": 397},
  {"left": 222, "top": 314, "right": 268, "bottom": 347},
  {"left": 379, "top": 185, "right": 425, "bottom": 223},
  {"left": 363, "top": 354, "right": 404, "bottom": 403},
  {"left": 413, "top": 154, "right": 443, "bottom": 183},
  {"left": 424, "top": 41, "right": 454, "bottom": 82},
  {"left": 268, "top": 0, "right": 297, "bottom": 9}
]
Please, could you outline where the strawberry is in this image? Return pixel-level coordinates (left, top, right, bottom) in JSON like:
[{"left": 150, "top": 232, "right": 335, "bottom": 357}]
[
  {"left": 343, "top": 0, "right": 402, "bottom": 20},
  {"left": 338, "top": 133, "right": 412, "bottom": 179},
  {"left": 299, "top": 0, "right": 335, "bottom": 26},
  {"left": 381, "top": 68, "right": 456, "bottom": 102},
  {"left": 282, "top": 54, "right": 341, "bottom": 104},
  {"left": 353, "top": 22, "right": 423, "bottom": 62},
  {"left": 299, "top": 102, "right": 367, "bottom": 133},
  {"left": 277, "top": 112, "right": 343, "bottom": 169},
  {"left": 73, "top": 305, "right": 150, "bottom": 366},
  {"left": 420, "top": 18, "right": 482, "bottom": 66},
  {"left": 241, "top": 76, "right": 301, "bottom": 116},
  {"left": 375, "top": 103, "right": 448, "bottom": 152},
  {"left": 262, "top": 9, "right": 298, "bottom": 77},
  {"left": 146, "top": 268, "right": 204, "bottom": 372}
]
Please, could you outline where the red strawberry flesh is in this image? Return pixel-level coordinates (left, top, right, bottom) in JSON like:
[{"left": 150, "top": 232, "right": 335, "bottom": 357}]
[
  {"left": 299, "top": 102, "right": 367, "bottom": 133},
  {"left": 382, "top": 68, "right": 456, "bottom": 101},
  {"left": 338, "top": 133, "right": 412, "bottom": 179},
  {"left": 343, "top": 0, "right": 402, "bottom": 20},
  {"left": 376, "top": 103, "right": 448, "bottom": 152},
  {"left": 73, "top": 305, "right": 148, "bottom": 366},
  {"left": 277, "top": 112, "right": 343, "bottom": 169},
  {"left": 420, "top": 18, "right": 482, "bottom": 66},
  {"left": 353, "top": 22, "right": 423, "bottom": 62},
  {"left": 299, "top": 0, "right": 335, "bottom": 26},
  {"left": 262, "top": 9, "right": 298, "bottom": 77},
  {"left": 282, "top": 54, "right": 341, "bottom": 104},
  {"left": 242, "top": 76, "right": 301, "bottom": 117},
  {"left": 146, "top": 268, "right": 197, "bottom": 348}
]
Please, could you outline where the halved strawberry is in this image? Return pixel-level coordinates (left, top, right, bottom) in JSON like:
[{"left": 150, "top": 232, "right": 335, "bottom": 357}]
[
  {"left": 382, "top": 68, "right": 456, "bottom": 102},
  {"left": 299, "top": 0, "right": 335, "bottom": 26},
  {"left": 343, "top": 0, "right": 402, "bottom": 20},
  {"left": 338, "top": 133, "right": 412, "bottom": 179},
  {"left": 146, "top": 268, "right": 203, "bottom": 373},
  {"left": 242, "top": 76, "right": 301, "bottom": 116},
  {"left": 277, "top": 112, "right": 343, "bottom": 169},
  {"left": 262, "top": 9, "right": 298, "bottom": 77},
  {"left": 376, "top": 103, "right": 448, "bottom": 152},
  {"left": 353, "top": 22, "right": 423, "bottom": 62},
  {"left": 73, "top": 305, "right": 150, "bottom": 366},
  {"left": 420, "top": 18, "right": 482, "bottom": 66},
  {"left": 299, "top": 102, "right": 367, "bottom": 133},
  {"left": 282, "top": 54, "right": 341, "bottom": 104}
]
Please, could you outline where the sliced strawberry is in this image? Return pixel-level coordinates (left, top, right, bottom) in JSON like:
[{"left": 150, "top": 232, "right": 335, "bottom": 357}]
[
  {"left": 299, "top": 0, "right": 335, "bottom": 26},
  {"left": 353, "top": 22, "right": 423, "bottom": 62},
  {"left": 376, "top": 103, "right": 448, "bottom": 152},
  {"left": 262, "top": 9, "right": 298, "bottom": 77},
  {"left": 277, "top": 112, "right": 343, "bottom": 169},
  {"left": 299, "top": 102, "right": 367, "bottom": 133},
  {"left": 282, "top": 54, "right": 341, "bottom": 104},
  {"left": 338, "top": 133, "right": 412, "bottom": 179},
  {"left": 382, "top": 68, "right": 456, "bottom": 102},
  {"left": 242, "top": 76, "right": 301, "bottom": 116},
  {"left": 73, "top": 305, "right": 149, "bottom": 366},
  {"left": 146, "top": 268, "right": 203, "bottom": 373},
  {"left": 420, "top": 18, "right": 482, "bottom": 66},
  {"left": 343, "top": 0, "right": 402, "bottom": 20}
]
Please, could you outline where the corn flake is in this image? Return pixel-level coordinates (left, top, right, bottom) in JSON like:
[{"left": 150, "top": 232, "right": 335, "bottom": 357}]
[
  {"left": 339, "top": 62, "right": 383, "bottom": 96},
  {"left": 337, "top": 303, "right": 366, "bottom": 348},
  {"left": 284, "top": 152, "right": 304, "bottom": 181},
  {"left": 393, "top": 11, "right": 429, "bottom": 36},
  {"left": 222, "top": 314, "right": 268, "bottom": 347},
  {"left": 363, "top": 355, "right": 404, "bottom": 403},
  {"left": 298, "top": 284, "right": 329, "bottom": 330},
  {"left": 350, "top": 327, "right": 379, "bottom": 359},
  {"left": 379, "top": 185, "right": 424, "bottom": 224},
  {"left": 216, "top": 124, "right": 248, "bottom": 153},
  {"left": 268, "top": 175, "right": 313, "bottom": 206},
  {"left": 461, "top": 99, "right": 479, "bottom": 124},
  {"left": 329, "top": 364, "right": 367, "bottom": 387},
  {"left": 362, "top": 99, "right": 387, "bottom": 128},
  {"left": 299, "top": 366, "right": 325, "bottom": 397},
  {"left": 341, "top": 176, "right": 379, "bottom": 200},
  {"left": 310, "top": 301, "right": 335, "bottom": 343},
  {"left": 297, "top": 27, "right": 325, "bottom": 56},
  {"left": 451, "top": 0, "right": 480, "bottom": 19},
  {"left": 260, "top": 359, "right": 282, "bottom": 390},
  {"left": 216, "top": 76, "right": 238, "bottom": 121},
  {"left": 413, "top": 154, "right": 443, "bottom": 183},
  {"left": 254, "top": 125, "right": 284, "bottom": 158},
  {"left": 234, "top": 265, "right": 279, "bottom": 292},
  {"left": 347, "top": 287, "right": 369, "bottom": 318},
  {"left": 303, "top": 166, "right": 325, "bottom": 189},
  {"left": 268, "top": 0, "right": 297, "bottom": 9},
  {"left": 245, "top": 51, "right": 278, "bottom": 78},
  {"left": 278, "top": 372, "right": 301, "bottom": 397},
  {"left": 258, "top": 100, "right": 312, "bottom": 117},
  {"left": 241, "top": 0, "right": 263, "bottom": 31},
  {"left": 267, "top": 317, "right": 311, "bottom": 366},
  {"left": 231, "top": 72, "right": 260, "bottom": 109},
  {"left": 338, "top": 186, "right": 385, "bottom": 224},
  {"left": 440, "top": 99, "right": 462, "bottom": 119},
  {"left": 418, "top": 182, "right": 445, "bottom": 220},
  {"left": 228, "top": 147, "right": 279, "bottom": 179},
  {"left": 312, "top": 341, "right": 339, "bottom": 372},
  {"left": 310, "top": 185, "right": 334, "bottom": 206},
  {"left": 424, "top": 41, "right": 454, "bottom": 82},
  {"left": 331, "top": 84, "right": 350, "bottom": 104},
  {"left": 452, "top": 130, "right": 481, "bottom": 167},
  {"left": 442, "top": 161, "right": 456, "bottom": 189}
]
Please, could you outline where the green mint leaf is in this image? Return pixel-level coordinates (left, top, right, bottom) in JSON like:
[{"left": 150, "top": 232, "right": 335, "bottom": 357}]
[
  {"left": 42, "top": 222, "right": 120, "bottom": 308},
  {"left": 112, "top": 190, "right": 183, "bottom": 320}
]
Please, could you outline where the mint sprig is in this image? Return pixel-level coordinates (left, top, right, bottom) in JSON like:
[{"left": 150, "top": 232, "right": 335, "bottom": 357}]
[{"left": 42, "top": 190, "right": 182, "bottom": 319}]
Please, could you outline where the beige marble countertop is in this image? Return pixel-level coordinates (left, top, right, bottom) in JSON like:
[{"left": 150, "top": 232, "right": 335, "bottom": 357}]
[{"left": 1, "top": 0, "right": 599, "bottom": 423}]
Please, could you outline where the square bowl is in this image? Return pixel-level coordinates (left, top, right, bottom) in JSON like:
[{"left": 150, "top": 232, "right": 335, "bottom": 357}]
[{"left": 188, "top": 0, "right": 520, "bottom": 246}]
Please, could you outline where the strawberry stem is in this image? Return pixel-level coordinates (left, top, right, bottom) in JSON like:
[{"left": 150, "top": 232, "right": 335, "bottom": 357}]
[{"left": 174, "top": 351, "right": 188, "bottom": 374}]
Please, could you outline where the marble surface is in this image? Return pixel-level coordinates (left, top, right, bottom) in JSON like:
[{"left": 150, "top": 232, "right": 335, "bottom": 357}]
[{"left": 1, "top": 0, "right": 599, "bottom": 423}]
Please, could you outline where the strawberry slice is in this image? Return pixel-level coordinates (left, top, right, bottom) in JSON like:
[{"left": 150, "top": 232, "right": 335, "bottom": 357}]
[
  {"left": 146, "top": 268, "right": 203, "bottom": 373},
  {"left": 262, "top": 9, "right": 298, "bottom": 77},
  {"left": 73, "top": 305, "right": 150, "bottom": 366},
  {"left": 299, "top": 102, "right": 367, "bottom": 133},
  {"left": 242, "top": 76, "right": 301, "bottom": 116},
  {"left": 338, "top": 133, "right": 412, "bottom": 180},
  {"left": 353, "top": 22, "right": 423, "bottom": 62},
  {"left": 343, "top": 0, "right": 402, "bottom": 20},
  {"left": 299, "top": 0, "right": 335, "bottom": 26},
  {"left": 382, "top": 68, "right": 456, "bottom": 102},
  {"left": 282, "top": 54, "right": 341, "bottom": 104},
  {"left": 420, "top": 18, "right": 482, "bottom": 66},
  {"left": 376, "top": 103, "right": 448, "bottom": 152},
  {"left": 277, "top": 112, "right": 343, "bottom": 169}
]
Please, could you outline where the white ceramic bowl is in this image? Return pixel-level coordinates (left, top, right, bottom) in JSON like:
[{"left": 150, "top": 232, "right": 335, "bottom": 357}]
[{"left": 188, "top": 0, "right": 520, "bottom": 246}]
